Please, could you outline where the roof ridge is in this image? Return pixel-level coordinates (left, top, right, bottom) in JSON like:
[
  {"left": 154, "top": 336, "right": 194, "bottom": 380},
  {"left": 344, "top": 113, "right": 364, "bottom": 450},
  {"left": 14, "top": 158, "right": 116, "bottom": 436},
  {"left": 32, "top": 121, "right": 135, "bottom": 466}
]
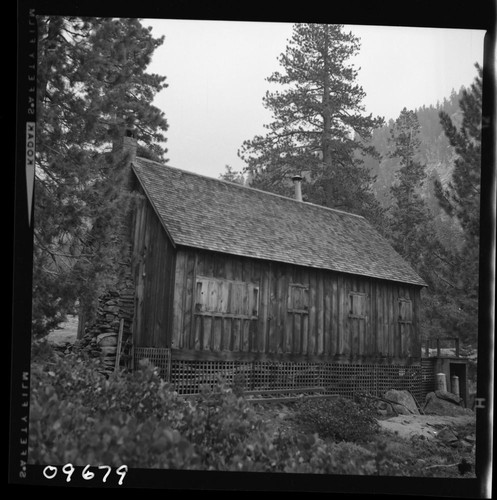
[{"left": 134, "top": 156, "right": 365, "bottom": 220}]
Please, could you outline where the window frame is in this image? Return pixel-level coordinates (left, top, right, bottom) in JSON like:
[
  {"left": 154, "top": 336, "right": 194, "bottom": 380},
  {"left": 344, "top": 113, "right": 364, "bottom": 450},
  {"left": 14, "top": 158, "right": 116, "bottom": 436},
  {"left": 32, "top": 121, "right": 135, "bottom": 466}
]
[
  {"left": 398, "top": 297, "right": 413, "bottom": 324},
  {"left": 287, "top": 282, "right": 310, "bottom": 314},
  {"left": 194, "top": 275, "right": 260, "bottom": 319},
  {"left": 348, "top": 291, "right": 367, "bottom": 319}
]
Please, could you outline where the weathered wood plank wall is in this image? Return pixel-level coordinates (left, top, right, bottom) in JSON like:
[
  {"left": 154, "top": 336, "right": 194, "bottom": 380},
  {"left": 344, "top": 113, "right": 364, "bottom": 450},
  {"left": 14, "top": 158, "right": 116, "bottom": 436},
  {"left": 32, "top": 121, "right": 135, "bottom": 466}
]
[
  {"left": 168, "top": 248, "right": 421, "bottom": 364},
  {"left": 130, "top": 196, "right": 421, "bottom": 364},
  {"left": 131, "top": 194, "right": 175, "bottom": 348}
]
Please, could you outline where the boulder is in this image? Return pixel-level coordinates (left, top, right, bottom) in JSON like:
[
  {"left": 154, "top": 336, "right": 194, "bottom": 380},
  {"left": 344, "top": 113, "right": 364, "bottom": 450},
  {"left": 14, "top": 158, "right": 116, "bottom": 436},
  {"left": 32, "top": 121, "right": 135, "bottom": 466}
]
[
  {"left": 436, "top": 426, "right": 459, "bottom": 444},
  {"left": 434, "top": 390, "right": 463, "bottom": 405},
  {"left": 376, "top": 400, "right": 396, "bottom": 416},
  {"left": 424, "top": 392, "right": 474, "bottom": 416},
  {"left": 383, "top": 389, "right": 419, "bottom": 415}
]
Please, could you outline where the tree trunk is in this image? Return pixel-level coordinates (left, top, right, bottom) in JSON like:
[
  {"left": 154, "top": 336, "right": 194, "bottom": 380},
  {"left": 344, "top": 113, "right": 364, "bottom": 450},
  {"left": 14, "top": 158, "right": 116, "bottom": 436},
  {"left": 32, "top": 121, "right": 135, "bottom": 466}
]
[{"left": 321, "top": 28, "right": 332, "bottom": 169}]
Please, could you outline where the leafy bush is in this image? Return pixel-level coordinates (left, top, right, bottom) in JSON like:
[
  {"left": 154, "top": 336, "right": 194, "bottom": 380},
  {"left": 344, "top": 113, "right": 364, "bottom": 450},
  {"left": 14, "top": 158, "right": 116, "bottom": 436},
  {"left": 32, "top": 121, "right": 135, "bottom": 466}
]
[
  {"left": 29, "top": 348, "right": 195, "bottom": 467},
  {"left": 296, "top": 396, "right": 380, "bottom": 443},
  {"left": 29, "top": 343, "right": 378, "bottom": 473},
  {"left": 172, "top": 382, "right": 264, "bottom": 469},
  {"left": 30, "top": 395, "right": 198, "bottom": 468},
  {"left": 31, "top": 338, "right": 60, "bottom": 364}
]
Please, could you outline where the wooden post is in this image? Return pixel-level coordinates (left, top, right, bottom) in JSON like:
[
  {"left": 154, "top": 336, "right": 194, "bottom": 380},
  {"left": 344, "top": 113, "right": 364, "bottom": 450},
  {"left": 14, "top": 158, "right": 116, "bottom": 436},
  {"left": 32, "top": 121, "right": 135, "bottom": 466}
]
[
  {"left": 455, "top": 338, "right": 460, "bottom": 357},
  {"left": 76, "top": 312, "right": 86, "bottom": 340},
  {"left": 130, "top": 340, "right": 135, "bottom": 371},
  {"left": 436, "top": 338, "right": 441, "bottom": 357},
  {"left": 166, "top": 347, "right": 172, "bottom": 383},
  {"left": 115, "top": 319, "right": 124, "bottom": 372}
]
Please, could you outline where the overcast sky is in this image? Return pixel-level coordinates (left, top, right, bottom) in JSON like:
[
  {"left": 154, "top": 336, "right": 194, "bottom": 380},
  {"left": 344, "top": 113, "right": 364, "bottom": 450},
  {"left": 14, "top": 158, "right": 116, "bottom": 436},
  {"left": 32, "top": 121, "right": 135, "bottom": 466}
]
[{"left": 144, "top": 19, "right": 486, "bottom": 179}]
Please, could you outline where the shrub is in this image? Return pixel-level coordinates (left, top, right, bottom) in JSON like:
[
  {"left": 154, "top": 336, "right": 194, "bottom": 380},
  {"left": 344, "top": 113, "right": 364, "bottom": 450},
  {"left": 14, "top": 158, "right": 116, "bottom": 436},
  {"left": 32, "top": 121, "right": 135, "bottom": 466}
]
[
  {"left": 28, "top": 343, "right": 378, "bottom": 473},
  {"left": 222, "top": 430, "right": 376, "bottom": 474},
  {"left": 30, "top": 396, "right": 199, "bottom": 468},
  {"left": 29, "top": 347, "right": 197, "bottom": 468},
  {"left": 169, "top": 382, "right": 265, "bottom": 469},
  {"left": 296, "top": 396, "right": 380, "bottom": 443}
]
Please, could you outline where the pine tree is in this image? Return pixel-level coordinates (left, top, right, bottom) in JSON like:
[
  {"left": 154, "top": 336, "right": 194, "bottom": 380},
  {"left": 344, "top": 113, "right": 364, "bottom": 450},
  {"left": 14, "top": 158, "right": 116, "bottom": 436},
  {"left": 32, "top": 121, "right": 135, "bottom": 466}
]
[
  {"left": 386, "top": 107, "right": 461, "bottom": 344},
  {"left": 432, "top": 64, "right": 482, "bottom": 347},
  {"left": 33, "top": 17, "right": 169, "bottom": 336},
  {"left": 238, "top": 23, "right": 384, "bottom": 221},
  {"left": 435, "top": 64, "right": 482, "bottom": 247},
  {"left": 387, "top": 108, "right": 432, "bottom": 267},
  {"left": 219, "top": 165, "right": 246, "bottom": 185}
]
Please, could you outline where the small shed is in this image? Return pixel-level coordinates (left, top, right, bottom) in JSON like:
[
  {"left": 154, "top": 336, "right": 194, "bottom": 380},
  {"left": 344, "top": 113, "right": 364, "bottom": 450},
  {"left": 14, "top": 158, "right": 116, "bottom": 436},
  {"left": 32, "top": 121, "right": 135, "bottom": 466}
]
[{"left": 120, "top": 137, "right": 429, "bottom": 397}]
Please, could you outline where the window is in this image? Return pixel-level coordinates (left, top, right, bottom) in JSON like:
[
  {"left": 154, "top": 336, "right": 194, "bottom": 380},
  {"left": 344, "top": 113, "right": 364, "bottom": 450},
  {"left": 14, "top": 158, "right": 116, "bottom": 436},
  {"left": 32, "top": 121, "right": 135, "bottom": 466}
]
[
  {"left": 349, "top": 292, "right": 367, "bottom": 318},
  {"left": 195, "top": 276, "right": 259, "bottom": 318},
  {"left": 288, "top": 283, "right": 309, "bottom": 313},
  {"left": 398, "top": 298, "right": 413, "bottom": 323}
]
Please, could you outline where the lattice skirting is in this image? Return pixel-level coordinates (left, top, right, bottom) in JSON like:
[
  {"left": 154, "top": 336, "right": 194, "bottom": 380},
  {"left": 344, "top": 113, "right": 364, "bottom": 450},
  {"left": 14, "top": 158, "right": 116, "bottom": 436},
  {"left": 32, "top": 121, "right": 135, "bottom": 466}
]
[
  {"left": 421, "top": 357, "right": 437, "bottom": 400},
  {"left": 134, "top": 347, "right": 437, "bottom": 402}
]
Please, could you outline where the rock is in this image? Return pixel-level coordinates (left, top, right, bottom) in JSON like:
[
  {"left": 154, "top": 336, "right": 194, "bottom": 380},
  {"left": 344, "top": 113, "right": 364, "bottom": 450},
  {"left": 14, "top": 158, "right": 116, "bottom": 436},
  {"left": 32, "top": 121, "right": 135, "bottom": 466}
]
[
  {"left": 377, "top": 400, "right": 396, "bottom": 416},
  {"left": 97, "top": 333, "right": 118, "bottom": 346},
  {"left": 435, "top": 390, "right": 463, "bottom": 406},
  {"left": 100, "top": 346, "right": 117, "bottom": 356},
  {"left": 383, "top": 389, "right": 419, "bottom": 415},
  {"left": 437, "top": 427, "right": 459, "bottom": 444},
  {"left": 424, "top": 392, "right": 474, "bottom": 416}
]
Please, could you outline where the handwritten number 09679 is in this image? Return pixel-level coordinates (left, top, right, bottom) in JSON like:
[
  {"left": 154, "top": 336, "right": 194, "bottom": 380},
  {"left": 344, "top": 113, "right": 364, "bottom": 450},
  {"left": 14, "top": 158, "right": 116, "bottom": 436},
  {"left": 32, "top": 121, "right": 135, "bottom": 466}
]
[{"left": 42, "top": 464, "right": 128, "bottom": 485}]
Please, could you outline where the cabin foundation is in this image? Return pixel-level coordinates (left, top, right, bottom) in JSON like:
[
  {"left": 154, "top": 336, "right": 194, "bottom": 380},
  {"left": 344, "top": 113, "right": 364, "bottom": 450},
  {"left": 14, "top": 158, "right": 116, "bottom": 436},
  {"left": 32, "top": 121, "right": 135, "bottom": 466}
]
[{"left": 133, "top": 346, "right": 437, "bottom": 403}]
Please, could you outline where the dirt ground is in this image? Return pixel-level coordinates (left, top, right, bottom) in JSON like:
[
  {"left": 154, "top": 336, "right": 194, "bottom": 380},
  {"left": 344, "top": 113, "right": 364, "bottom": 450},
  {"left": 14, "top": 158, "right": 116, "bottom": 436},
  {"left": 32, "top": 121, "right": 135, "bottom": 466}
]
[
  {"left": 376, "top": 413, "right": 475, "bottom": 440},
  {"left": 46, "top": 315, "right": 79, "bottom": 344}
]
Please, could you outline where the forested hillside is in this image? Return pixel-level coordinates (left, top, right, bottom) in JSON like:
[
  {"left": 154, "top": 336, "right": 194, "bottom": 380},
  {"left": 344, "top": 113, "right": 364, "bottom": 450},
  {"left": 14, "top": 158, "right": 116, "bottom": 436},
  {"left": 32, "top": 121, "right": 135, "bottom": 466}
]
[
  {"left": 363, "top": 88, "right": 466, "bottom": 250},
  {"left": 359, "top": 74, "right": 481, "bottom": 349}
]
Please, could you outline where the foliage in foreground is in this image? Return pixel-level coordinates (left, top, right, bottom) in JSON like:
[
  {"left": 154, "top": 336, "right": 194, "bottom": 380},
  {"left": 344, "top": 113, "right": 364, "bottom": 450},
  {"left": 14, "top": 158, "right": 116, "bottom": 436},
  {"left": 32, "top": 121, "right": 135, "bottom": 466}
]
[
  {"left": 29, "top": 342, "right": 376, "bottom": 473},
  {"left": 296, "top": 396, "right": 380, "bottom": 443},
  {"left": 29, "top": 342, "right": 475, "bottom": 477}
]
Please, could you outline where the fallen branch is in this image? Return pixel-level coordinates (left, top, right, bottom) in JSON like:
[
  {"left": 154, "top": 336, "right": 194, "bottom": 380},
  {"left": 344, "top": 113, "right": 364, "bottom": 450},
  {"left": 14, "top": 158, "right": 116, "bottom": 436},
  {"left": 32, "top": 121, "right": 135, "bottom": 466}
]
[{"left": 425, "top": 463, "right": 458, "bottom": 469}]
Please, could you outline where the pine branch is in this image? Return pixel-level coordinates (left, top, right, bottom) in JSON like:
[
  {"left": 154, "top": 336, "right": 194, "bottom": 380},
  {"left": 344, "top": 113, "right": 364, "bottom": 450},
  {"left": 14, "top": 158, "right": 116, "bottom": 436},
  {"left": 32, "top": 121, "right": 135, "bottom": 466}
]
[
  {"left": 431, "top": 250, "right": 456, "bottom": 268},
  {"left": 433, "top": 270, "right": 460, "bottom": 290}
]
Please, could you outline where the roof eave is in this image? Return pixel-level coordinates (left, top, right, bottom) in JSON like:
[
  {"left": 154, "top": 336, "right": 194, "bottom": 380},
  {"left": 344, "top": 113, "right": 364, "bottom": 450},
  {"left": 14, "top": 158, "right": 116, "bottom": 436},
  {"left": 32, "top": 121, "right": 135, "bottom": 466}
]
[
  {"left": 173, "top": 242, "right": 428, "bottom": 287},
  {"left": 131, "top": 162, "right": 177, "bottom": 249}
]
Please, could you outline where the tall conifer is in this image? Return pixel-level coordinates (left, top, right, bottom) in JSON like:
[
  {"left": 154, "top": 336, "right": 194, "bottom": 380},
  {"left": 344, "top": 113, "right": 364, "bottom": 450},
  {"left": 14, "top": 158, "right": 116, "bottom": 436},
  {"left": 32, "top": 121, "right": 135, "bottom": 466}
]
[
  {"left": 387, "top": 108, "right": 432, "bottom": 267},
  {"left": 33, "top": 17, "right": 168, "bottom": 336},
  {"left": 238, "top": 23, "right": 384, "bottom": 220},
  {"left": 432, "top": 64, "right": 482, "bottom": 347}
]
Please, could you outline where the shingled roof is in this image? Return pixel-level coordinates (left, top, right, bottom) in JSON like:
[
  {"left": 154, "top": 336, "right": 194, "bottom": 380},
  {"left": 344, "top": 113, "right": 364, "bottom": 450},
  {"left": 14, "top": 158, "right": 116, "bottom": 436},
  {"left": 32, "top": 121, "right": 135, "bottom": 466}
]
[{"left": 132, "top": 157, "right": 427, "bottom": 286}]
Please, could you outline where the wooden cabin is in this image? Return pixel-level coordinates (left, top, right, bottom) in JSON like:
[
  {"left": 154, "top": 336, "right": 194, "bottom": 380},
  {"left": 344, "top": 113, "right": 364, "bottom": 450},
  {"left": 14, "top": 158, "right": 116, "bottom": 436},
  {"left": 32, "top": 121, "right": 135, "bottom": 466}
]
[{"left": 123, "top": 139, "right": 429, "bottom": 396}]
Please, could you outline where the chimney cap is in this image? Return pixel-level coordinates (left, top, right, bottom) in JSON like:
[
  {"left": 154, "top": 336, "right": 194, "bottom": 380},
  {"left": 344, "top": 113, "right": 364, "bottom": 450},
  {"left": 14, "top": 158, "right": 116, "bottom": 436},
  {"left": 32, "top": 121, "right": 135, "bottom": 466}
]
[{"left": 291, "top": 174, "right": 303, "bottom": 202}]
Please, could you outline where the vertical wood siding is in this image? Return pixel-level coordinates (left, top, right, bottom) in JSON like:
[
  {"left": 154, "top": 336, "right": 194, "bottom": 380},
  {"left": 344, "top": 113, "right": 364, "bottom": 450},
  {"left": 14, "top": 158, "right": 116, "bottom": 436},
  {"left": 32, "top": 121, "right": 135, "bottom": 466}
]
[
  {"left": 131, "top": 195, "right": 176, "bottom": 348},
  {"left": 166, "top": 248, "right": 422, "bottom": 364}
]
